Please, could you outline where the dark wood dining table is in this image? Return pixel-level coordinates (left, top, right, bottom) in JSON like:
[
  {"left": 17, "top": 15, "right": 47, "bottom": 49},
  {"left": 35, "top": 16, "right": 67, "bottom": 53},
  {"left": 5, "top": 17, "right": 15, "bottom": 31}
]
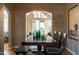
[{"left": 21, "top": 35, "right": 56, "bottom": 54}]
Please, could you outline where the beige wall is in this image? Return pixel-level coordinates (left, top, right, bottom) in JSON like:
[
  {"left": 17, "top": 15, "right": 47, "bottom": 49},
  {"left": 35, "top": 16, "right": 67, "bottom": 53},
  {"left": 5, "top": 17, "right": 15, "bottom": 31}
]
[
  {"left": 0, "top": 4, "right": 4, "bottom": 54},
  {"left": 13, "top": 9, "right": 26, "bottom": 46}
]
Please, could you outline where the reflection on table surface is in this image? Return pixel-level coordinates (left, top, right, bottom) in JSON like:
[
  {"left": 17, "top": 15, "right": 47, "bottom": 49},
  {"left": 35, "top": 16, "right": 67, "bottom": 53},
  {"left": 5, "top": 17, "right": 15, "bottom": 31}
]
[{"left": 25, "top": 35, "right": 56, "bottom": 43}]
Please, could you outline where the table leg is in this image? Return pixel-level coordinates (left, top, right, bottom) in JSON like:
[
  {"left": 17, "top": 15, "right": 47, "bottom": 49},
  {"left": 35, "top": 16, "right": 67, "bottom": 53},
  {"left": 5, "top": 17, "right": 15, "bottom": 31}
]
[{"left": 37, "top": 45, "right": 42, "bottom": 55}]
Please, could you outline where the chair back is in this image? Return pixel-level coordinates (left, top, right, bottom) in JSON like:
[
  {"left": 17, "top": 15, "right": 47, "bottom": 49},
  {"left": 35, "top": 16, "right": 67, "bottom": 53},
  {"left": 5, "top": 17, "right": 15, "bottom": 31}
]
[
  {"left": 53, "top": 31, "right": 58, "bottom": 41},
  {"left": 56, "top": 32, "right": 62, "bottom": 48},
  {"left": 62, "top": 33, "right": 67, "bottom": 49},
  {"left": 58, "top": 33, "right": 67, "bottom": 50}
]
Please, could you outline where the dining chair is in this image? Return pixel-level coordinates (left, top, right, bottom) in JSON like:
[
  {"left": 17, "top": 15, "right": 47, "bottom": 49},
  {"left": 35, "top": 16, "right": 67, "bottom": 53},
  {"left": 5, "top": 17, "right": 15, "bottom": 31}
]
[
  {"left": 44, "top": 32, "right": 62, "bottom": 54},
  {"left": 44, "top": 32, "right": 67, "bottom": 55},
  {"left": 53, "top": 31, "right": 58, "bottom": 41},
  {"left": 56, "top": 32, "right": 62, "bottom": 47}
]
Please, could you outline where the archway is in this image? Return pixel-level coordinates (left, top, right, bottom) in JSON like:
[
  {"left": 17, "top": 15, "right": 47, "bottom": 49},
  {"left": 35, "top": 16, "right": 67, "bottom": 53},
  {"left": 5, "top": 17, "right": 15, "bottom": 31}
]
[
  {"left": 26, "top": 11, "right": 52, "bottom": 41},
  {"left": 4, "top": 7, "right": 11, "bottom": 55}
]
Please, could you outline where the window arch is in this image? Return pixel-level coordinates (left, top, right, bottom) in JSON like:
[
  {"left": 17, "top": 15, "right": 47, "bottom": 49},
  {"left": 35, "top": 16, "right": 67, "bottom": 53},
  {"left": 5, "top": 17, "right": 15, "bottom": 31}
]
[{"left": 25, "top": 11, "right": 52, "bottom": 41}]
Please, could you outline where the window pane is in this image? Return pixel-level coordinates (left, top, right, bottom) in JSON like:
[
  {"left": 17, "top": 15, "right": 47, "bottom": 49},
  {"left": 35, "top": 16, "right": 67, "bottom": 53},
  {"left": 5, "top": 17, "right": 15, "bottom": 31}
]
[
  {"left": 35, "top": 20, "right": 40, "bottom": 30},
  {"left": 4, "top": 9, "right": 9, "bottom": 33}
]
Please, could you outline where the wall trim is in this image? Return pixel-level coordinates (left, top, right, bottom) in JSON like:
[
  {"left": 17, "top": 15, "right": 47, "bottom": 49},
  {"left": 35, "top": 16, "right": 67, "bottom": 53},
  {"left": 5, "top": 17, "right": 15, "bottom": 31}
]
[{"left": 65, "top": 47, "right": 77, "bottom": 55}]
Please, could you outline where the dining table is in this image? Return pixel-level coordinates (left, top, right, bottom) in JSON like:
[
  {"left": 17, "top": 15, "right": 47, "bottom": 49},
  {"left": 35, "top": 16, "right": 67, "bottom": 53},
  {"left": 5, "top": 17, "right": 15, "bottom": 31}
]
[{"left": 21, "top": 35, "right": 56, "bottom": 54}]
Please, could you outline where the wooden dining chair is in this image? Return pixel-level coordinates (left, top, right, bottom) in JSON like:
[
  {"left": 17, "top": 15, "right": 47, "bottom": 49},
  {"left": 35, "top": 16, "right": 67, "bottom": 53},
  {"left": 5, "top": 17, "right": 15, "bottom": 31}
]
[{"left": 44, "top": 33, "right": 67, "bottom": 55}]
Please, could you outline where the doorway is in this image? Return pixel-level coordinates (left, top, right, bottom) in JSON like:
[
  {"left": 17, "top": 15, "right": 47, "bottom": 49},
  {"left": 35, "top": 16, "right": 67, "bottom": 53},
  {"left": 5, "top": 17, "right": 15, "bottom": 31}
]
[{"left": 4, "top": 7, "right": 9, "bottom": 55}]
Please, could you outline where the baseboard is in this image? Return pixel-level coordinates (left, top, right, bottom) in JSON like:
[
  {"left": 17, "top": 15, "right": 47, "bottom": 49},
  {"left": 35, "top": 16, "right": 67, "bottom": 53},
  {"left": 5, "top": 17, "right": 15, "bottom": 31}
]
[{"left": 65, "top": 47, "right": 77, "bottom": 55}]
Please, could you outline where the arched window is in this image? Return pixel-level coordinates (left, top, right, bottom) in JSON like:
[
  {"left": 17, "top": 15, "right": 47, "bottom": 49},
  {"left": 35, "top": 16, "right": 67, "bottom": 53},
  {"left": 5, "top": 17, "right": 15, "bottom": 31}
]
[{"left": 26, "top": 11, "right": 52, "bottom": 41}]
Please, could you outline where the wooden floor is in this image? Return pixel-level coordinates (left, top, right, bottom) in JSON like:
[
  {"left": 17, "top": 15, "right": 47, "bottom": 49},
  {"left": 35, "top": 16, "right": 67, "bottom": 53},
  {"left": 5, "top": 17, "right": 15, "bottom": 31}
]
[
  {"left": 4, "top": 43, "right": 70, "bottom": 55},
  {"left": 4, "top": 43, "right": 15, "bottom": 55}
]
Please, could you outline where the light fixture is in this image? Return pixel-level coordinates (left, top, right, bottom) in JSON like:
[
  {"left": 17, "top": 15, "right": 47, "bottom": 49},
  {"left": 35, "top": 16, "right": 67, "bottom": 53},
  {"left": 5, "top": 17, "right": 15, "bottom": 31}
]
[
  {"left": 41, "top": 13, "right": 44, "bottom": 16},
  {"left": 33, "top": 11, "right": 47, "bottom": 18},
  {"left": 37, "top": 14, "right": 41, "bottom": 18},
  {"left": 37, "top": 11, "right": 41, "bottom": 18},
  {"left": 44, "top": 15, "right": 47, "bottom": 18},
  {"left": 34, "top": 14, "right": 37, "bottom": 18},
  {"left": 33, "top": 11, "right": 38, "bottom": 18},
  {"left": 33, "top": 11, "right": 36, "bottom": 14},
  {"left": 37, "top": 11, "right": 41, "bottom": 15}
]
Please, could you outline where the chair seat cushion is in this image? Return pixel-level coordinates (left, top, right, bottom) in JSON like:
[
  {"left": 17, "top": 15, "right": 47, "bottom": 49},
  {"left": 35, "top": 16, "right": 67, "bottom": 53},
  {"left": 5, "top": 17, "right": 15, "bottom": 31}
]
[{"left": 46, "top": 47, "right": 62, "bottom": 55}]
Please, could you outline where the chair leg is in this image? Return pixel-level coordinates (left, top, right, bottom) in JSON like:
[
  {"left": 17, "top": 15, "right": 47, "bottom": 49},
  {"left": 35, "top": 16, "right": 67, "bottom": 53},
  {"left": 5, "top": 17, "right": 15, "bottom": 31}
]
[{"left": 43, "top": 46, "right": 47, "bottom": 54}]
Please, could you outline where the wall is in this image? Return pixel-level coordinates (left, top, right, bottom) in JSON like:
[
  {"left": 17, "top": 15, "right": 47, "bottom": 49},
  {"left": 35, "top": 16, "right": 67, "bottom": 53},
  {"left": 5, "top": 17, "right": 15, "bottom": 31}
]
[
  {"left": 10, "top": 4, "right": 67, "bottom": 46},
  {"left": 65, "top": 3, "right": 79, "bottom": 54},
  {"left": 0, "top": 4, "right": 4, "bottom": 54},
  {"left": 12, "top": 9, "right": 26, "bottom": 46}
]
